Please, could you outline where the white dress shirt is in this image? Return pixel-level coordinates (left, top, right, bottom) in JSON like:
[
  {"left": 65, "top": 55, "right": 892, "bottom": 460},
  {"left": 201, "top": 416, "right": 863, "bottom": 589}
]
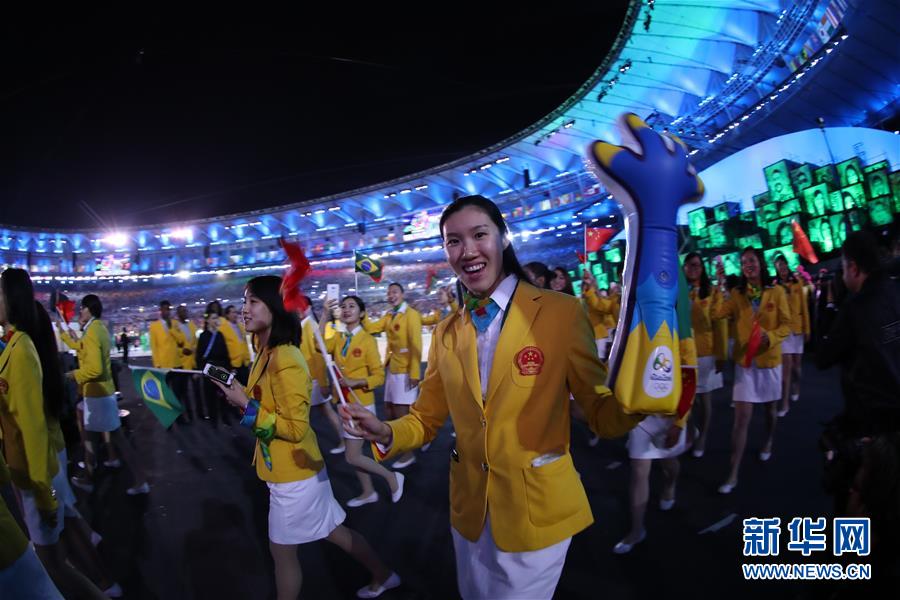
[{"left": 475, "top": 274, "right": 519, "bottom": 397}]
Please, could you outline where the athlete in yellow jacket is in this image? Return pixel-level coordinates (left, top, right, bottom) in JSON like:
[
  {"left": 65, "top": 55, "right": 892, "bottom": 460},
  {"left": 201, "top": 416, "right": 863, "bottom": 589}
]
[
  {"left": 170, "top": 305, "right": 199, "bottom": 370},
  {"left": 220, "top": 305, "right": 251, "bottom": 382},
  {"left": 149, "top": 300, "right": 179, "bottom": 369}
]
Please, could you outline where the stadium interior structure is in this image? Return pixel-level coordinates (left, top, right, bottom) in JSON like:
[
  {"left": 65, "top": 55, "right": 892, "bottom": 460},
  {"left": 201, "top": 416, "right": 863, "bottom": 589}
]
[{"left": 2, "top": 0, "right": 898, "bottom": 345}]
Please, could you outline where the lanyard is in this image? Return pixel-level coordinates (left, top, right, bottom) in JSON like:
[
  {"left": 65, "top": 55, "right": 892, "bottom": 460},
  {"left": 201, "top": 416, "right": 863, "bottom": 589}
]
[{"left": 203, "top": 331, "right": 218, "bottom": 359}]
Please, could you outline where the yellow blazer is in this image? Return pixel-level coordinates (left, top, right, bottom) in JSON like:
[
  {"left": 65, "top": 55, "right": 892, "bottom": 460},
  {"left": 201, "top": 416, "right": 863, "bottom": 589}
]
[
  {"left": 603, "top": 292, "right": 620, "bottom": 330},
  {"left": 171, "top": 320, "right": 199, "bottom": 369},
  {"left": 149, "top": 320, "right": 179, "bottom": 369},
  {"left": 323, "top": 327, "right": 384, "bottom": 407},
  {"left": 220, "top": 320, "right": 251, "bottom": 369},
  {"left": 73, "top": 320, "right": 116, "bottom": 398},
  {"left": 712, "top": 284, "right": 791, "bottom": 368},
  {"left": 0, "top": 452, "right": 29, "bottom": 569},
  {"left": 0, "top": 330, "right": 59, "bottom": 512},
  {"left": 60, "top": 329, "right": 86, "bottom": 396},
  {"left": 244, "top": 344, "right": 323, "bottom": 483},
  {"left": 364, "top": 304, "right": 423, "bottom": 379},
  {"left": 421, "top": 300, "right": 460, "bottom": 326},
  {"left": 300, "top": 319, "right": 329, "bottom": 389},
  {"left": 689, "top": 288, "right": 728, "bottom": 359},
  {"left": 376, "top": 281, "right": 641, "bottom": 552},
  {"left": 780, "top": 280, "right": 810, "bottom": 336},
  {"left": 582, "top": 288, "right": 614, "bottom": 339}
]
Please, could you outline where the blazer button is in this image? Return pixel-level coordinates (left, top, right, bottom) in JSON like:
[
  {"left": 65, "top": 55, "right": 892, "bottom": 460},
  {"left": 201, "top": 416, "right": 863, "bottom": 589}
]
[
  {"left": 480, "top": 417, "right": 486, "bottom": 427},
  {"left": 481, "top": 462, "right": 489, "bottom": 472}
]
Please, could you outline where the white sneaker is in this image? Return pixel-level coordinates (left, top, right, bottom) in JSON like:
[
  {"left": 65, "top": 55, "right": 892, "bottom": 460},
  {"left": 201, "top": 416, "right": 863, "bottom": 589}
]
[
  {"left": 612, "top": 530, "right": 646, "bottom": 554},
  {"left": 104, "top": 583, "right": 124, "bottom": 598},
  {"left": 659, "top": 497, "right": 675, "bottom": 511},
  {"left": 718, "top": 481, "right": 738, "bottom": 495},
  {"left": 347, "top": 492, "right": 379, "bottom": 508},
  {"left": 391, "top": 472, "right": 405, "bottom": 503},
  {"left": 70, "top": 475, "right": 94, "bottom": 493},
  {"left": 126, "top": 482, "right": 150, "bottom": 495},
  {"left": 791, "top": 394, "right": 799, "bottom": 403},
  {"left": 588, "top": 435, "right": 600, "bottom": 447},
  {"left": 329, "top": 445, "right": 346, "bottom": 455},
  {"left": 392, "top": 455, "right": 416, "bottom": 469},
  {"left": 356, "top": 572, "right": 401, "bottom": 598}
]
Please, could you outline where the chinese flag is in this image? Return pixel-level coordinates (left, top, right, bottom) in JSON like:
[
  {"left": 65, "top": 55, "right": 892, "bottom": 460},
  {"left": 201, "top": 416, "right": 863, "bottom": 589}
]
[
  {"left": 791, "top": 220, "right": 819, "bottom": 264},
  {"left": 585, "top": 227, "right": 615, "bottom": 253},
  {"left": 279, "top": 238, "right": 311, "bottom": 313},
  {"left": 743, "top": 319, "right": 763, "bottom": 368},
  {"left": 575, "top": 251, "right": 587, "bottom": 264}
]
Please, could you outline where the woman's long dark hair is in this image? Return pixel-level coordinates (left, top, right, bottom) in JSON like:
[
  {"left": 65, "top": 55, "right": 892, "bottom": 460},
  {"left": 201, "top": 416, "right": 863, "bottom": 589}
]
[
  {"left": 523, "top": 262, "right": 553, "bottom": 289},
  {"left": 1, "top": 268, "right": 38, "bottom": 336},
  {"left": 438, "top": 195, "right": 530, "bottom": 294},
  {"left": 245, "top": 276, "right": 300, "bottom": 349},
  {"left": 33, "top": 302, "right": 65, "bottom": 421},
  {"left": 683, "top": 252, "right": 712, "bottom": 299},
  {"left": 551, "top": 267, "right": 575, "bottom": 295},
  {"left": 738, "top": 247, "right": 769, "bottom": 293}
]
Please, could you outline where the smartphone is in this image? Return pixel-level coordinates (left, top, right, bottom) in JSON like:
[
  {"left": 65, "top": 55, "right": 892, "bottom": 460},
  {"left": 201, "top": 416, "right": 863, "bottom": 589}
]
[
  {"left": 326, "top": 284, "right": 340, "bottom": 303},
  {"left": 203, "top": 363, "right": 235, "bottom": 387}
]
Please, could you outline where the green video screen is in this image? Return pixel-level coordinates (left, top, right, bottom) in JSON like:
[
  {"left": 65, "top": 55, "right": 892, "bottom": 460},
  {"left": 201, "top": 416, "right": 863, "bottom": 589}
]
[
  {"left": 841, "top": 183, "right": 866, "bottom": 210},
  {"left": 764, "top": 246, "right": 800, "bottom": 277},
  {"left": 864, "top": 160, "right": 889, "bottom": 174},
  {"left": 713, "top": 204, "right": 730, "bottom": 222},
  {"left": 868, "top": 197, "right": 895, "bottom": 226},
  {"left": 809, "top": 216, "right": 837, "bottom": 253},
  {"left": 737, "top": 234, "right": 763, "bottom": 249},
  {"left": 828, "top": 191, "right": 845, "bottom": 213},
  {"left": 596, "top": 273, "right": 609, "bottom": 289},
  {"left": 764, "top": 160, "right": 795, "bottom": 202},
  {"left": 768, "top": 215, "right": 798, "bottom": 247},
  {"left": 752, "top": 191, "right": 770, "bottom": 208},
  {"left": 604, "top": 247, "right": 622, "bottom": 263},
  {"left": 707, "top": 222, "right": 729, "bottom": 248},
  {"left": 837, "top": 158, "right": 864, "bottom": 187},
  {"left": 814, "top": 165, "right": 836, "bottom": 186},
  {"left": 720, "top": 252, "right": 741, "bottom": 277},
  {"left": 790, "top": 165, "right": 814, "bottom": 192},
  {"left": 891, "top": 171, "right": 900, "bottom": 212},
  {"left": 866, "top": 169, "right": 890, "bottom": 199},
  {"left": 756, "top": 202, "right": 779, "bottom": 226},
  {"left": 740, "top": 210, "right": 756, "bottom": 223},
  {"left": 803, "top": 183, "right": 830, "bottom": 217},
  {"left": 779, "top": 199, "right": 801, "bottom": 217},
  {"left": 688, "top": 207, "right": 707, "bottom": 236}
]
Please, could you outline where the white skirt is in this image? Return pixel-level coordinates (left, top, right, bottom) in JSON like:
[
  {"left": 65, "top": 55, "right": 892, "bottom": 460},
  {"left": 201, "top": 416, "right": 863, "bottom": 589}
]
[
  {"left": 696, "top": 355, "right": 723, "bottom": 394},
  {"left": 309, "top": 380, "right": 328, "bottom": 407},
  {"left": 384, "top": 372, "right": 418, "bottom": 405},
  {"left": 781, "top": 332, "right": 805, "bottom": 355},
  {"left": 733, "top": 364, "right": 782, "bottom": 404},
  {"left": 267, "top": 468, "right": 346, "bottom": 545},
  {"left": 342, "top": 403, "right": 377, "bottom": 440},
  {"left": 595, "top": 337, "right": 610, "bottom": 359},
  {"left": 83, "top": 394, "right": 121, "bottom": 432},
  {"left": 19, "top": 486, "right": 65, "bottom": 546},
  {"left": 55, "top": 449, "right": 81, "bottom": 519},
  {"left": 626, "top": 415, "right": 689, "bottom": 460}
]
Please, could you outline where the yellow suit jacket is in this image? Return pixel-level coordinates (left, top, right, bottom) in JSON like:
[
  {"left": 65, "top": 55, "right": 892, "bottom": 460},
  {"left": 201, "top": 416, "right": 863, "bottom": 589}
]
[
  {"left": 781, "top": 280, "right": 810, "bottom": 336},
  {"left": 244, "top": 344, "right": 323, "bottom": 483},
  {"left": 220, "top": 320, "right": 250, "bottom": 369},
  {"left": 689, "top": 288, "right": 728, "bottom": 359},
  {"left": 171, "top": 320, "right": 199, "bottom": 369},
  {"left": 0, "top": 330, "right": 59, "bottom": 512},
  {"left": 300, "top": 319, "right": 329, "bottom": 389},
  {"left": 73, "top": 320, "right": 116, "bottom": 398},
  {"left": 364, "top": 304, "right": 423, "bottom": 379},
  {"left": 712, "top": 285, "right": 791, "bottom": 368},
  {"left": 421, "top": 300, "right": 460, "bottom": 326},
  {"left": 582, "top": 288, "right": 613, "bottom": 339},
  {"left": 323, "top": 327, "right": 384, "bottom": 406},
  {"left": 149, "top": 320, "right": 179, "bottom": 369},
  {"left": 0, "top": 452, "right": 29, "bottom": 569},
  {"left": 376, "top": 282, "right": 641, "bottom": 552}
]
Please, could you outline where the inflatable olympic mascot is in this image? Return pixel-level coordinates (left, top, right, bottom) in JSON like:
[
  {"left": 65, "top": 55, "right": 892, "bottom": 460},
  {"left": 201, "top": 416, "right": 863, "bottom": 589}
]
[{"left": 585, "top": 113, "right": 704, "bottom": 417}]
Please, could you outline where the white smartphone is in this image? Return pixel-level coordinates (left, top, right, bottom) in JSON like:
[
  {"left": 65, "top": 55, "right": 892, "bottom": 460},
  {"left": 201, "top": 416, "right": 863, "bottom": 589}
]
[
  {"left": 203, "top": 363, "right": 235, "bottom": 387},
  {"left": 326, "top": 284, "right": 340, "bottom": 303}
]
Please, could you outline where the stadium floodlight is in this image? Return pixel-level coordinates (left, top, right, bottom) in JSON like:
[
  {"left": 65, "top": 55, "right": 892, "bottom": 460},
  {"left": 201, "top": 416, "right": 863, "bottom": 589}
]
[
  {"left": 172, "top": 228, "right": 192, "bottom": 240},
  {"left": 104, "top": 233, "right": 128, "bottom": 247}
]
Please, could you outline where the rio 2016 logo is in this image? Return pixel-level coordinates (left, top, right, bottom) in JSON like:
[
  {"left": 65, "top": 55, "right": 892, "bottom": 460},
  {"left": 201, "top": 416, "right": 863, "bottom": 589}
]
[{"left": 642, "top": 346, "right": 675, "bottom": 398}]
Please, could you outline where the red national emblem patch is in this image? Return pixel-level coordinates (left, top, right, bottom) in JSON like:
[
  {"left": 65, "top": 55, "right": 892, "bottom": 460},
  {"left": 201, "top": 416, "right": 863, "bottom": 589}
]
[
  {"left": 393, "top": 324, "right": 400, "bottom": 331},
  {"left": 252, "top": 385, "right": 262, "bottom": 401},
  {"left": 0, "top": 377, "right": 7, "bottom": 395},
  {"left": 352, "top": 347, "right": 363, "bottom": 358},
  {"left": 766, "top": 302, "right": 775, "bottom": 312},
  {"left": 515, "top": 346, "right": 544, "bottom": 376}
]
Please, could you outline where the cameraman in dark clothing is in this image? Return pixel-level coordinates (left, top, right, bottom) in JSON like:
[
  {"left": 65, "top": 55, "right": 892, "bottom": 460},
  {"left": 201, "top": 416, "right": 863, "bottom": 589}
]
[{"left": 816, "top": 231, "right": 900, "bottom": 509}]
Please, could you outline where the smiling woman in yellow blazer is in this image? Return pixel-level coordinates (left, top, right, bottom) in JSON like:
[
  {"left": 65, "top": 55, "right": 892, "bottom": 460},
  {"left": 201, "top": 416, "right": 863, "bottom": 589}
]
[
  {"left": 320, "top": 295, "right": 402, "bottom": 509},
  {"left": 213, "top": 276, "right": 399, "bottom": 600},
  {"left": 342, "top": 196, "right": 641, "bottom": 600},
  {"left": 421, "top": 287, "right": 459, "bottom": 326},
  {"left": 363, "top": 282, "right": 423, "bottom": 468},
  {"left": 712, "top": 247, "right": 791, "bottom": 495}
]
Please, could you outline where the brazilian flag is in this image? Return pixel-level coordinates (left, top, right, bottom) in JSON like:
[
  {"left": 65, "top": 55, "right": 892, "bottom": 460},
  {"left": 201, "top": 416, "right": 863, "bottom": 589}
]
[
  {"left": 354, "top": 250, "right": 383, "bottom": 283},
  {"left": 130, "top": 368, "right": 184, "bottom": 428}
]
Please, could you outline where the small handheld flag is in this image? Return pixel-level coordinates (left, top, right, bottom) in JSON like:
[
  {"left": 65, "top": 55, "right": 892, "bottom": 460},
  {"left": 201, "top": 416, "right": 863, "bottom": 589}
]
[
  {"left": 585, "top": 227, "right": 615, "bottom": 253},
  {"left": 279, "top": 238, "right": 312, "bottom": 312},
  {"left": 130, "top": 368, "right": 185, "bottom": 428},
  {"left": 355, "top": 251, "right": 383, "bottom": 283},
  {"left": 791, "top": 220, "right": 819, "bottom": 264}
]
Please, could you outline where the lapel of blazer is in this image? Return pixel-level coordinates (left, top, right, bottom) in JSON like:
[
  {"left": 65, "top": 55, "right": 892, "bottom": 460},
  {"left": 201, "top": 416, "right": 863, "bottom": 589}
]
[
  {"left": 454, "top": 311, "right": 483, "bottom": 409},
  {"left": 245, "top": 347, "right": 271, "bottom": 394},
  {"left": 486, "top": 283, "right": 541, "bottom": 403}
]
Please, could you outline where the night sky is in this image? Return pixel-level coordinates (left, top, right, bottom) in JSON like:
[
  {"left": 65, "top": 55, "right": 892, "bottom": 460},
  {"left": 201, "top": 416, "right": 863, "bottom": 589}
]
[{"left": 2, "top": 7, "right": 628, "bottom": 230}]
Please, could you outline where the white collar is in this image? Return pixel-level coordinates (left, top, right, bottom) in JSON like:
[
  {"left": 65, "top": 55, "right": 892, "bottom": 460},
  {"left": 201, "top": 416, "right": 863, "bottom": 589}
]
[
  {"left": 83, "top": 318, "right": 95, "bottom": 332},
  {"left": 392, "top": 301, "right": 408, "bottom": 314},
  {"left": 488, "top": 274, "right": 519, "bottom": 312},
  {"left": 347, "top": 325, "right": 363, "bottom": 336}
]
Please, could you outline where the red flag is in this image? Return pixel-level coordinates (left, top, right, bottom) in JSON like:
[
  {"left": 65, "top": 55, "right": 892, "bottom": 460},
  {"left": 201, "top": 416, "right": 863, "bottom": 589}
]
[
  {"left": 279, "top": 238, "right": 311, "bottom": 313},
  {"left": 56, "top": 299, "right": 76, "bottom": 323},
  {"left": 743, "top": 319, "right": 763, "bottom": 368},
  {"left": 676, "top": 366, "right": 697, "bottom": 419},
  {"left": 424, "top": 265, "right": 439, "bottom": 292},
  {"left": 791, "top": 220, "right": 818, "bottom": 264},
  {"left": 575, "top": 251, "right": 587, "bottom": 264},
  {"left": 585, "top": 227, "right": 615, "bottom": 253}
]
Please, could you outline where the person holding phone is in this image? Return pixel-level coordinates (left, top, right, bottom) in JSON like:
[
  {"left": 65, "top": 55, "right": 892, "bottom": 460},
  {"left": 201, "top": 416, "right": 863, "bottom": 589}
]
[
  {"left": 363, "top": 282, "right": 423, "bottom": 468},
  {"left": 319, "top": 296, "right": 404, "bottom": 507},
  {"left": 339, "top": 195, "right": 641, "bottom": 599},
  {"left": 212, "top": 276, "right": 400, "bottom": 600}
]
